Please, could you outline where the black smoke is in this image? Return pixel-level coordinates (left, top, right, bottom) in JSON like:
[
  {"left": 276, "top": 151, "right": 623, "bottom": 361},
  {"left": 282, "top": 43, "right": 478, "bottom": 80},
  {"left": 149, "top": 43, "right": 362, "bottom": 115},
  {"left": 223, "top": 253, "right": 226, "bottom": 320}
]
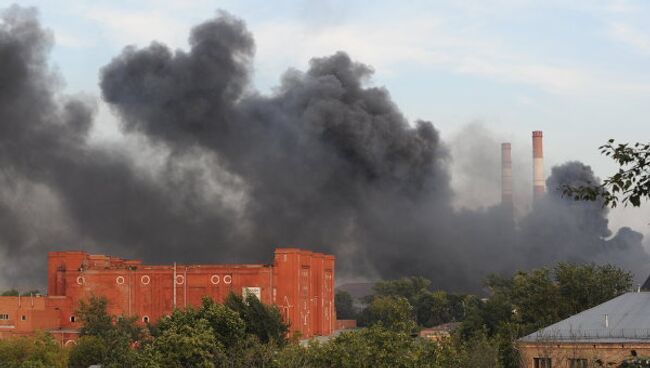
[{"left": 0, "top": 6, "right": 647, "bottom": 292}]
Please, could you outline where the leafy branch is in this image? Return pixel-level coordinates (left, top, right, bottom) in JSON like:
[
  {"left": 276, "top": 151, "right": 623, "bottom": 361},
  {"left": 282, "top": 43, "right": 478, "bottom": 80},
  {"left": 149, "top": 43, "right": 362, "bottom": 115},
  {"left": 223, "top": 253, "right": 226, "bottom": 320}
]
[{"left": 562, "top": 139, "right": 650, "bottom": 208}]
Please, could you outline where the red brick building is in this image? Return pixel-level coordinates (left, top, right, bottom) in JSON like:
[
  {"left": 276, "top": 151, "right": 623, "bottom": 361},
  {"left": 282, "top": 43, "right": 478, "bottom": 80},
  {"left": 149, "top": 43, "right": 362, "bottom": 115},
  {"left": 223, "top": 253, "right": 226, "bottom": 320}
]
[{"left": 0, "top": 248, "right": 336, "bottom": 344}]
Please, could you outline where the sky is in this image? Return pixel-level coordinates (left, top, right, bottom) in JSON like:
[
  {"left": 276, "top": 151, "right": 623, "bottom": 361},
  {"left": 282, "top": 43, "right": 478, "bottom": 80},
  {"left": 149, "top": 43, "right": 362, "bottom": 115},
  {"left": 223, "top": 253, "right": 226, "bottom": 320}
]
[{"left": 4, "top": 0, "right": 650, "bottom": 236}]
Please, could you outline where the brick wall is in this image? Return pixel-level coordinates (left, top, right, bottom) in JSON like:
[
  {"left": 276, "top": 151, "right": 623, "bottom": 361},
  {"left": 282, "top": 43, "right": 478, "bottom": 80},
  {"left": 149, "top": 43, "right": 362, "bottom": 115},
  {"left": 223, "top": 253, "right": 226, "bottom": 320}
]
[{"left": 518, "top": 341, "right": 650, "bottom": 367}]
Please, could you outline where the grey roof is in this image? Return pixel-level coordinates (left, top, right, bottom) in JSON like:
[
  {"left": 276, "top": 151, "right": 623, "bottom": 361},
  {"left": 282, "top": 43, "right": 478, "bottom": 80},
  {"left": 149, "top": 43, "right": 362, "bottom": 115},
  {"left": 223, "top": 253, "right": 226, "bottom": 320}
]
[{"left": 520, "top": 292, "right": 650, "bottom": 343}]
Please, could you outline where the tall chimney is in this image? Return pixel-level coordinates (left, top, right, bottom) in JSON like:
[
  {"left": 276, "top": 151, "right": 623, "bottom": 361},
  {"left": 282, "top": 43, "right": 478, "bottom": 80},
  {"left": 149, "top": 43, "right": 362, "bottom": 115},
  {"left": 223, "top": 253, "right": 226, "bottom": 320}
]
[
  {"left": 501, "top": 143, "right": 513, "bottom": 209},
  {"left": 532, "top": 131, "right": 545, "bottom": 201}
]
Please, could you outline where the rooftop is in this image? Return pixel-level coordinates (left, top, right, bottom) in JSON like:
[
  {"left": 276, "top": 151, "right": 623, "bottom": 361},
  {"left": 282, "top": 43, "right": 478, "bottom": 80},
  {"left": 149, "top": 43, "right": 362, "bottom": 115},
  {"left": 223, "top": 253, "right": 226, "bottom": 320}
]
[{"left": 520, "top": 292, "right": 650, "bottom": 343}]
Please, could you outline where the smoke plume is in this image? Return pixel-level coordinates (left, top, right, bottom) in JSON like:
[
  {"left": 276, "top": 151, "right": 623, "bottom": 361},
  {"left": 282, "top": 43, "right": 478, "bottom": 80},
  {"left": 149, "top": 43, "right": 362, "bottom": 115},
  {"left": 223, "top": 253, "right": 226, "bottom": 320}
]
[{"left": 0, "top": 6, "right": 647, "bottom": 292}]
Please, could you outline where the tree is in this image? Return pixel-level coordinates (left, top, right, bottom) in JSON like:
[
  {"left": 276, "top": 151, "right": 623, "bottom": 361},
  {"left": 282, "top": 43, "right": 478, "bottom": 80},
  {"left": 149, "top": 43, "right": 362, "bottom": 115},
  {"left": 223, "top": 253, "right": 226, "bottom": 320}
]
[
  {"left": 563, "top": 139, "right": 650, "bottom": 208},
  {"left": 368, "top": 276, "right": 466, "bottom": 327},
  {"left": 460, "top": 263, "right": 632, "bottom": 368},
  {"left": 481, "top": 263, "right": 632, "bottom": 332},
  {"left": 1, "top": 289, "right": 19, "bottom": 296},
  {"left": 359, "top": 296, "right": 416, "bottom": 333},
  {"left": 74, "top": 295, "right": 143, "bottom": 367},
  {"left": 224, "top": 293, "right": 288, "bottom": 344},
  {"left": 68, "top": 336, "right": 107, "bottom": 368},
  {"left": 77, "top": 295, "right": 114, "bottom": 338},
  {"left": 142, "top": 318, "right": 221, "bottom": 368},
  {"left": 197, "top": 297, "right": 247, "bottom": 349},
  {"left": 0, "top": 332, "right": 68, "bottom": 368},
  {"left": 372, "top": 276, "right": 431, "bottom": 303},
  {"left": 335, "top": 290, "right": 356, "bottom": 320},
  {"left": 555, "top": 262, "right": 632, "bottom": 316}
]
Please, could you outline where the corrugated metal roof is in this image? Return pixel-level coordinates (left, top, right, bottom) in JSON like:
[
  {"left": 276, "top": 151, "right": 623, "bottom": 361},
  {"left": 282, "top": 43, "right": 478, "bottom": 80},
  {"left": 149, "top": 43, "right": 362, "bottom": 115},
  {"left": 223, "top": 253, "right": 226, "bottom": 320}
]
[{"left": 519, "top": 292, "right": 650, "bottom": 343}]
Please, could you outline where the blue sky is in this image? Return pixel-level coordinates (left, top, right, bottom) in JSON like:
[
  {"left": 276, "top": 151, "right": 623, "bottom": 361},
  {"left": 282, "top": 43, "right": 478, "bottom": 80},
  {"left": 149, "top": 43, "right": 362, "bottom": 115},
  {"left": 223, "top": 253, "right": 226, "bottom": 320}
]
[{"left": 4, "top": 0, "right": 650, "bottom": 233}]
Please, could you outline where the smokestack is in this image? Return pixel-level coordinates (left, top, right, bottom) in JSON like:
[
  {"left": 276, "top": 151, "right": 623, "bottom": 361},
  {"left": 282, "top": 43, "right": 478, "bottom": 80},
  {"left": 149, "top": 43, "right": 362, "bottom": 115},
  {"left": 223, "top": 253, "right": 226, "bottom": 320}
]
[
  {"left": 532, "top": 131, "right": 545, "bottom": 201},
  {"left": 501, "top": 143, "right": 513, "bottom": 209}
]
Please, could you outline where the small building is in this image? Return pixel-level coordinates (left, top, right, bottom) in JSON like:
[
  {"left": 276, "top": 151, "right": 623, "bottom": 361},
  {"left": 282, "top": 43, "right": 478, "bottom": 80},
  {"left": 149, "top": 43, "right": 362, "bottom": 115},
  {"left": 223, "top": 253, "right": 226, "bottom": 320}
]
[
  {"left": 0, "top": 248, "right": 336, "bottom": 344},
  {"left": 517, "top": 292, "right": 650, "bottom": 368},
  {"left": 419, "top": 322, "right": 461, "bottom": 342}
]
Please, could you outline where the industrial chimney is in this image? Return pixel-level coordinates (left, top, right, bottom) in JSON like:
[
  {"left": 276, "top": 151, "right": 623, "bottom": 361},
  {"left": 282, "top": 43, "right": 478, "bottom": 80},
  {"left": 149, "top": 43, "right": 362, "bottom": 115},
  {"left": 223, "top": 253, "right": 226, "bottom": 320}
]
[
  {"left": 532, "top": 131, "right": 545, "bottom": 201},
  {"left": 501, "top": 143, "right": 513, "bottom": 209}
]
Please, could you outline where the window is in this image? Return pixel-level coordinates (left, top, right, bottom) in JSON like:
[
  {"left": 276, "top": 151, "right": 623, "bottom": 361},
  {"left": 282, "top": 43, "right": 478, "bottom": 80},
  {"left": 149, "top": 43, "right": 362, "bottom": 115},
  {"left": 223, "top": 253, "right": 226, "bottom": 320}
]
[
  {"left": 533, "top": 357, "right": 551, "bottom": 368},
  {"left": 0, "top": 314, "right": 8, "bottom": 320},
  {"left": 70, "top": 316, "right": 76, "bottom": 323},
  {"left": 569, "top": 359, "right": 587, "bottom": 368},
  {"left": 21, "top": 315, "right": 26, "bottom": 321},
  {"left": 143, "top": 316, "right": 149, "bottom": 323}
]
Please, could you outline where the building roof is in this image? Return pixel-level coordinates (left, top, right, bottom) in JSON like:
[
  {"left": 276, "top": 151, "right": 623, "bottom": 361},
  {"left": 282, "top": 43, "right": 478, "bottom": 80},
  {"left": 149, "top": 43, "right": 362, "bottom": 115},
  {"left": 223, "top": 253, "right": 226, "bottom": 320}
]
[{"left": 520, "top": 292, "right": 650, "bottom": 343}]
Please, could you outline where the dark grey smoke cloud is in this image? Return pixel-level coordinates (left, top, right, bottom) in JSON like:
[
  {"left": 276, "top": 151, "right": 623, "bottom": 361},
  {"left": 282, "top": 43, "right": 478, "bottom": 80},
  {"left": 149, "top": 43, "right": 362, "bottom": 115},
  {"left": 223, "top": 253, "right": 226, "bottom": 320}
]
[{"left": 0, "top": 6, "right": 647, "bottom": 292}]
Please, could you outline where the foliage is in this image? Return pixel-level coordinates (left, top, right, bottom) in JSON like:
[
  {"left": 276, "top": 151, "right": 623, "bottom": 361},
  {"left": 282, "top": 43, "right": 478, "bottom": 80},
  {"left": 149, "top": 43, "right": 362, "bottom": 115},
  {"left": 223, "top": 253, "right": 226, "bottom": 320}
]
[
  {"left": 67, "top": 336, "right": 107, "bottom": 368},
  {"left": 1, "top": 289, "right": 19, "bottom": 296},
  {"left": 216, "top": 335, "right": 276, "bottom": 368},
  {"left": 460, "top": 263, "right": 632, "bottom": 368},
  {"left": 335, "top": 290, "right": 356, "bottom": 320},
  {"left": 155, "top": 297, "right": 246, "bottom": 349},
  {"left": 77, "top": 295, "right": 114, "bottom": 338},
  {"left": 563, "top": 139, "right": 650, "bottom": 208},
  {"left": 141, "top": 318, "right": 221, "bottom": 368},
  {"left": 359, "top": 296, "right": 416, "bottom": 333},
  {"left": 366, "top": 276, "right": 465, "bottom": 327},
  {"left": 74, "top": 295, "right": 143, "bottom": 367},
  {"left": 620, "top": 357, "right": 650, "bottom": 368},
  {"left": 1, "top": 289, "right": 42, "bottom": 296},
  {"left": 0, "top": 332, "right": 68, "bottom": 368},
  {"left": 555, "top": 263, "right": 632, "bottom": 316},
  {"left": 276, "top": 325, "right": 501, "bottom": 368},
  {"left": 483, "top": 263, "right": 632, "bottom": 332},
  {"left": 372, "top": 276, "right": 431, "bottom": 302},
  {"left": 224, "top": 293, "right": 288, "bottom": 344}
]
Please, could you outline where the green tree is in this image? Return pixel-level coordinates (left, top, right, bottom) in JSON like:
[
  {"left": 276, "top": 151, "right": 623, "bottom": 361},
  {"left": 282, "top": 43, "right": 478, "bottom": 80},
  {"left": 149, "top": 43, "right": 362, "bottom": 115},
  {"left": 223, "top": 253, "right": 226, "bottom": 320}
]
[
  {"left": 224, "top": 293, "right": 288, "bottom": 344},
  {"left": 1, "top": 289, "right": 19, "bottom": 296},
  {"left": 360, "top": 296, "right": 415, "bottom": 333},
  {"left": 277, "top": 326, "right": 421, "bottom": 368},
  {"left": 0, "top": 332, "right": 68, "bottom": 368},
  {"left": 77, "top": 295, "right": 113, "bottom": 338},
  {"left": 555, "top": 262, "right": 632, "bottom": 316},
  {"left": 216, "top": 335, "right": 276, "bottom": 368},
  {"left": 68, "top": 336, "right": 107, "bottom": 368},
  {"left": 75, "top": 295, "right": 143, "bottom": 367},
  {"left": 563, "top": 139, "right": 650, "bottom": 208},
  {"left": 372, "top": 276, "right": 431, "bottom": 303},
  {"left": 335, "top": 290, "right": 356, "bottom": 320},
  {"left": 482, "top": 263, "right": 631, "bottom": 333},
  {"left": 142, "top": 318, "right": 221, "bottom": 368},
  {"left": 198, "top": 297, "right": 247, "bottom": 349},
  {"left": 368, "top": 276, "right": 466, "bottom": 327},
  {"left": 460, "top": 263, "right": 631, "bottom": 368}
]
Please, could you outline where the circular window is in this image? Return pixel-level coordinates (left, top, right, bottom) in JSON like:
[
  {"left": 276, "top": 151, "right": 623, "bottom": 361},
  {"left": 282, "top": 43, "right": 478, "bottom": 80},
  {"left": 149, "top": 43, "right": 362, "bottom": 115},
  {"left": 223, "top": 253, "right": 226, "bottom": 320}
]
[
  {"left": 142, "top": 316, "right": 150, "bottom": 323},
  {"left": 116, "top": 276, "right": 125, "bottom": 285},
  {"left": 210, "top": 275, "right": 220, "bottom": 285},
  {"left": 175, "top": 275, "right": 184, "bottom": 285},
  {"left": 141, "top": 275, "right": 150, "bottom": 285},
  {"left": 223, "top": 275, "right": 232, "bottom": 284},
  {"left": 76, "top": 276, "right": 85, "bottom": 285}
]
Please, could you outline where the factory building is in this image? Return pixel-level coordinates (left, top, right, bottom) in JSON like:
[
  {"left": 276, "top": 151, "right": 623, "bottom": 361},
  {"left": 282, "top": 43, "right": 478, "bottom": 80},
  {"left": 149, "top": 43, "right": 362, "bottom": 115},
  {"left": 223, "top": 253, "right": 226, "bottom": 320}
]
[{"left": 0, "top": 248, "right": 336, "bottom": 344}]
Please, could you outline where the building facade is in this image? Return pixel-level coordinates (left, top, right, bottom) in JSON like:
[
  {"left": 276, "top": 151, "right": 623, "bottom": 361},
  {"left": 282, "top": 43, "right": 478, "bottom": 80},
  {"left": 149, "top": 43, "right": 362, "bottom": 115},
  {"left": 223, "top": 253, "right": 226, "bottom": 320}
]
[{"left": 0, "top": 248, "right": 336, "bottom": 344}]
